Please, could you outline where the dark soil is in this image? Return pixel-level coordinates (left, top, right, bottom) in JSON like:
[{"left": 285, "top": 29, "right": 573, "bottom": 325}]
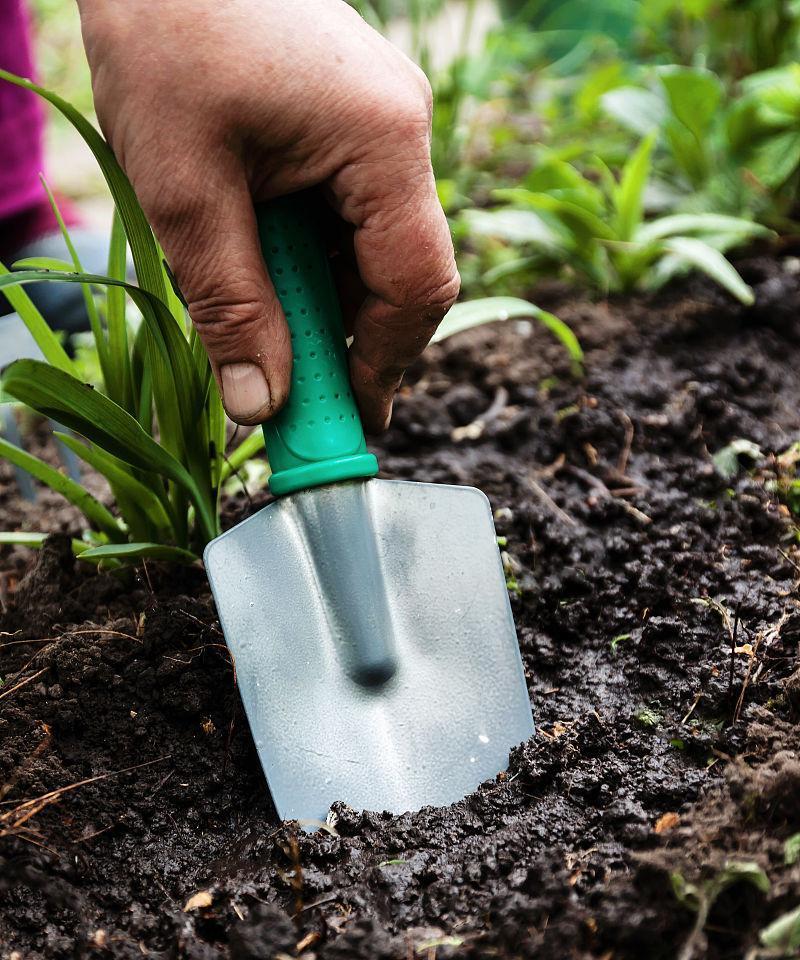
[{"left": 2, "top": 256, "right": 800, "bottom": 959}]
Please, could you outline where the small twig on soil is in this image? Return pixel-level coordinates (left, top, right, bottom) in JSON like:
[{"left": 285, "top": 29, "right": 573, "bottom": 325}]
[
  {"left": 141, "top": 559, "right": 154, "bottom": 595},
  {"left": 67, "top": 627, "right": 142, "bottom": 643},
  {"left": 222, "top": 452, "right": 256, "bottom": 509},
  {"left": 178, "top": 608, "right": 223, "bottom": 634},
  {"left": 292, "top": 893, "right": 339, "bottom": 918},
  {"left": 0, "top": 755, "right": 171, "bottom": 842},
  {"left": 778, "top": 548, "right": 800, "bottom": 576},
  {"left": 537, "top": 453, "right": 566, "bottom": 479},
  {"left": 732, "top": 607, "right": 790, "bottom": 724},
  {"left": 728, "top": 602, "right": 740, "bottom": 703},
  {"left": 525, "top": 475, "right": 577, "bottom": 527},
  {"left": 0, "top": 722, "right": 52, "bottom": 803},
  {"left": 566, "top": 465, "right": 652, "bottom": 526},
  {"left": 682, "top": 691, "right": 703, "bottom": 725},
  {"left": 0, "top": 667, "right": 47, "bottom": 703},
  {"left": 451, "top": 386, "right": 510, "bottom": 442},
  {"left": 76, "top": 821, "right": 120, "bottom": 843},
  {"left": 616, "top": 410, "right": 635, "bottom": 476}
]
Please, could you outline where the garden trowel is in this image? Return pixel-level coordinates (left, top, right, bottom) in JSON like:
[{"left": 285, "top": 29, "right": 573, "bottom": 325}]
[{"left": 204, "top": 194, "right": 534, "bottom": 823}]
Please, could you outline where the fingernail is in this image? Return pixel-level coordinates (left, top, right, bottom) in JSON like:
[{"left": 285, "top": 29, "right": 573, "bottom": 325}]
[{"left": 220, "top": 363, "right": 271, "bottom": 422}]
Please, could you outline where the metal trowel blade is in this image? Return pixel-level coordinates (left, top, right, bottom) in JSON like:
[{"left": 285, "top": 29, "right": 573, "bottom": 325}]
[{"left": 204, "top": 477, "right": 534, "bottom": 823}]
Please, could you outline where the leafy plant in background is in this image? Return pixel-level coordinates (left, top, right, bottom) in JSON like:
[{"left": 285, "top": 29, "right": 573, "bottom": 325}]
[
  {"left": 637, "top": 0, "right": 800, "bottom": 79},
  {"left": 464, "top": 133, "right": 771, "bottom": 300},
  {"left": 0, "top": 70, "right": 581, "bottom": 565},
  {"left": 598, "top": 62, "right": 800, "bottom": 226},
  {"left": 727, "top": 64, "right": 800, "bottom": 217}
]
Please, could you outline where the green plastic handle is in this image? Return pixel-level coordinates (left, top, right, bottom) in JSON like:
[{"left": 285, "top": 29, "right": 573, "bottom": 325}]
[{"left": 256, "top": 194, "right": 379, "bottom": 497}]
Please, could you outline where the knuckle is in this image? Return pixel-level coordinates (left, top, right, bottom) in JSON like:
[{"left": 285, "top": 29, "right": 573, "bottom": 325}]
[
  {"left": 424, "top": 267, "right": 461, "bottom": 313},
  {"left": 415, "top": 69, "right": 434, "bottom": 116},
  {"left": 188, "top": 283, "right": 265, "bottom": 348}
]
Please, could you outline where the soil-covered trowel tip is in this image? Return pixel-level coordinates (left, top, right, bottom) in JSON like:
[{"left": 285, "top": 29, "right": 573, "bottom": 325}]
[{"left": 204, "top": 476, "right": 534, "bottom": 823}]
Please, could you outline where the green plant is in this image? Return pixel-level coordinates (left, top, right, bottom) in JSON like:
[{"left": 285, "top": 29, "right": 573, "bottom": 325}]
[
  {"left": 0, "top": 69, "right": 263, "bottom": 565},
  {"left": 467, "top": 133, "right": 770, "bottom": 300},
  {"left": 672, "top": 862, "right": 770, "bottom": 960},
  {"left": 760, "top": 904, "right": 800, "bottom": 955},
  {"left": 728, "top": 65, "right": 800, "bottom": 211},
  {"left": 638, "top": 0, "right": 800, "bottom": 79}
]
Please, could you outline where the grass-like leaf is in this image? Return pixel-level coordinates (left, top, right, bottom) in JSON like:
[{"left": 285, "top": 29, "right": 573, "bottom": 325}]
[
  {"left": 54, "top": 432, "right": 175, "bottom": 545},
  {"left": 433, "top": 297, "right": 583, "bottom": 375},
  {"left": 0, "top": 532, "right": 90, "bottom": 555},
  {"left": 659, "top": 236, "right": 755, "bottom": 304},
  {"left": 1, "top": 359, "right": 216, "bottom": 543},
  {"left": 79, "top": 542, "right": 198, "bottom": 564},
  {"left": 218, "top": 429, "right": 267, "bottom": 486},
  {"left": 0, "top": 263, "right": 74, "bottom": 374},
  {"left": 0, "top": 435, "right": 123, "bottom": 541}
]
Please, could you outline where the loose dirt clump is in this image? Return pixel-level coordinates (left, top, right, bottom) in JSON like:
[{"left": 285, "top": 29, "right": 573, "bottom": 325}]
[{"left": 1, "top": 256, "right": 800, "bottom": 959}]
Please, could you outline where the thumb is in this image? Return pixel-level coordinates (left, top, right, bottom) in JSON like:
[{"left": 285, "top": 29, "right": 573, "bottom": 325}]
[{"left": 148, "top": 175, "right": 293, "bottom": 425}]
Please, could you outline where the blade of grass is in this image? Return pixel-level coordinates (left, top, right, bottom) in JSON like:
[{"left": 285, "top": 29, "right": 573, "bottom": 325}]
[
  {"left": 0, "top": 264, "right": 73, "bottom": 374},
  {"left": 433, "top": 297, "right": 583, "bottom": 375},
  {"left": 0, "top": 532, "right": 89, "bottom": 554},
  {"left": 105, "top": 208, "right": 134, "bottom": 414},
  {"left": 0, "top": 435, "right": 124, "bottom": 541},
  {"left": 12, "top": 256, "right": 74, "bottom": 271},
  {"left": 1, "top": 359, "right": 216, "bottom": 544},
  {"left": 79, "top": 542, "right": 198, "bottom": 564},
  {"left": 0, "top": 70, "right": 167, "bottom": 302},
  {"left": 218, "top": 429, "right": 266, "bottom": 485},
  {"left": 660, "top": 237, "right": 755, "bottom": 304},
  {"left": 39, "top": 176, "right": 110, "bottom": 388},
  {"left": 614, "top": 132, "right": 656, "bottom": 242},
  {"left": 0, "top": 270, "right": 214, "bottom": 526},
  {"left": 54, "top": 432, "right": 175, "bottom": 545}
]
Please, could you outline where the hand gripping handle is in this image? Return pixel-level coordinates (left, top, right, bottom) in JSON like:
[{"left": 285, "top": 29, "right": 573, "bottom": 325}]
[{"left": 255, "top": 194, "right": 378, "bottom": 496}]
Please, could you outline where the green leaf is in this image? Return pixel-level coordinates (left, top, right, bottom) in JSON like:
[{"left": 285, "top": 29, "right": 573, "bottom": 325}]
[
  {"left": 0, "top": 359, "right": 215, "bottom": 544},
  {"left": 746, "top": 130, "right": 800, "bottom": 189},
  {"left": 712, "top": 438, "right": 762, "bottom": 480},
  {"left": 462, "top": 208, "right": 563, "bottom": 249},
  {"left": 12, "top": 256, "right": 75, "bottom": 271},
  {"left": 79, "top": 542, "right": 198, "bottom": 564},
  {"left": 0, "top": 70, "right": 167, "bottom": 302},
  {"left": 658, "top": 67, "right": 723, "bottom": 186},
  {"left": 0, "top": 435, "right": 124, "bottom": 541},
  {"left": 0, "top": 531, "right": 89, "bottom": 555},
  {"left": 0, "top": 270, "right": 213, "bottom": 525},
  {"left": 105, "top": 208, "right": 134, "bottom": 414},
  {"left": 0, "top": 263, "right": 74, "bottom": 374},
  {"left": 636, "top": 214, "right": 772, "bottom": 245},
  {"left": 494, "top": 188, "right": 615, "bottom": 242},
  {"left": 658, "top": 237, "right": 755, "bottom": 305},
  {"left": 433, "top": 297, "right": 583, "bottom": 375},
  {"left": 760, "top": 904, "right": 800, "bottom": 952},
  {"left": 614, "top": 133, "right": 656, "bottom": 242},
  {"left": 54, "top": 432, "right": 175, "bottom": 545},
  {"left": 785, "top": 833, "right": 800, "bottom": 865},
  {"left": 659, "top": 66, "right": 723, "bottom": 140},
  {"left": 40, "top": 177, "right": 110, "bottom": 389},
  {"left": 600, "top": 86, "right": 667, "bottom": 137},
  {"left": 711, "top": 862, "right": 770, "bottom": 898},
  {"left": 218, "top": 428, "right": 267, "bottom": 486}
]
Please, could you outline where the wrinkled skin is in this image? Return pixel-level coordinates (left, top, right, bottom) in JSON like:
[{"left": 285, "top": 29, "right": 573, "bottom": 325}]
[{"left": 76, "top": 0, "right": 459, "bottom": 430}]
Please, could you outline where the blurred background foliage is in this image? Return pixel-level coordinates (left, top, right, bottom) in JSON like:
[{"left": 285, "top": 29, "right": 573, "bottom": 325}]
[{"left": 29, "top": 0, "right": 800, "bottom": 301}]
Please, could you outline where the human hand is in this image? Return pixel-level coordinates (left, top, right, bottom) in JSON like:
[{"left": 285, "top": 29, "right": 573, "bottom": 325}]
[{"left": 76, "top": 0, "right": 459, "bottom": 431}]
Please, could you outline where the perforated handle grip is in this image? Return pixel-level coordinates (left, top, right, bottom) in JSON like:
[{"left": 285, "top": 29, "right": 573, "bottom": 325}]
[{"left": 256, "top": 195, "right": 378, "bottom": 497}]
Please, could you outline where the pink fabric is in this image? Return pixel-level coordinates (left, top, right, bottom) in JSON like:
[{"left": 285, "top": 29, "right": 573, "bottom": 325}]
[{"left": 0, "top": 0, "right": 46, "bottom": 220}]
